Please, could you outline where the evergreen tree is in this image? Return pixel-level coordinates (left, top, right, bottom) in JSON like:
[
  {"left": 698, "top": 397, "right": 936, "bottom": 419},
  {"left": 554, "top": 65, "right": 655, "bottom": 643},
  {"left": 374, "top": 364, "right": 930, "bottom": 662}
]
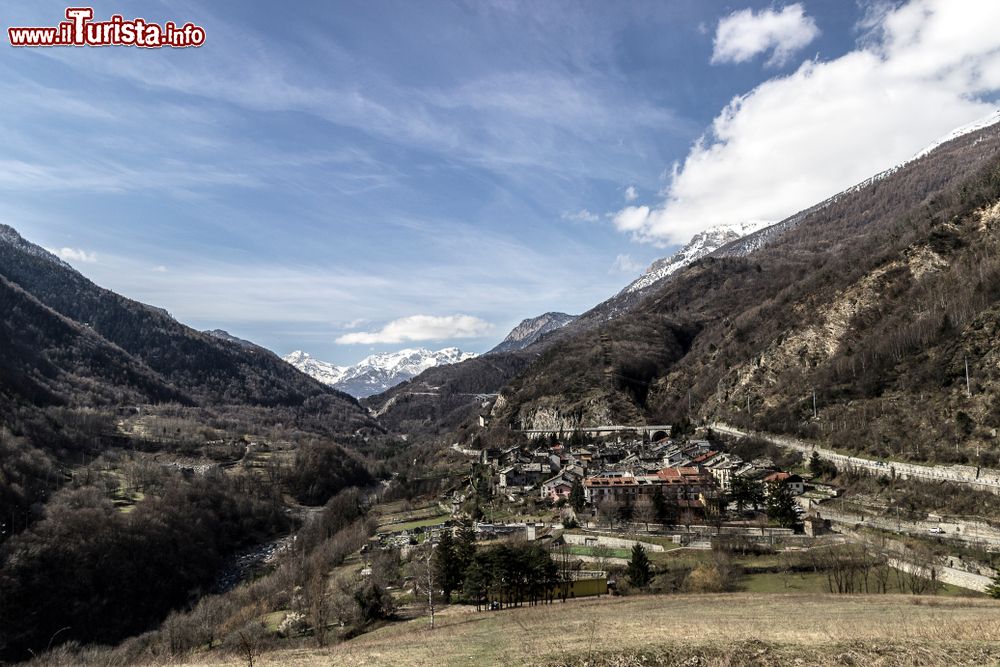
[
  {"left": 432, "top": 529, "right": 460, "bottom": 603},
  {"left": 461, "top": 542, "right": 560, "bottom": 609},
  {"left": 808, "top": 451, "right": 836, "bottom": 479},
  {"left": 569, "top": 479, "right": 585, "bottom": 513},
  {"left": 454, "top": 522, "right": 477, "bottom": 581},
  {"left": 651, "top": 485, "right": 672, "bottom": 524},
  {"left": 731, "top": 476, "right": 763, "bottom": 514},
  {"left": 626, "top": 543, "right": 652, "bottom": 589},
  {"left": 808, "top": 451, "right": 823, "bottom": 476},
  {"left": 985, "top": 573, "right": 1000, "bottom": 599},
  {"left": 766, "top": 482, "right": 799, "bottom": 528},
  {"left": 463, "top": 556, "right": 489, "bottom": 610}
]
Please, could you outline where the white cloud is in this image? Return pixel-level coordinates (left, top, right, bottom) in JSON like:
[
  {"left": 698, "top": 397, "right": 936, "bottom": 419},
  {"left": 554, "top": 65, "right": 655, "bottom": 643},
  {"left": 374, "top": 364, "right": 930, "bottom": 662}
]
[
  {"left": 712, "top": 4, "right": 820, "bottom": 67},
  {"left": 616, "top": 0, "right": 1000, "bottom": 246},
  {"left": 335, "top": 314, "right": 493, "bottom": 345},
  {"left": 610, "top": 254, "right": 644, "bottom": 275},
  {"left": 340, "top": 318, "right": 368, "bottom": 330},
  {"left": 48, "top": 247, "right": 97, "bottom": 263},
  {"left": 624, "top": 185, "right": 638, "bottom": 202},
  {"left": 562, "top": 208, "right": 600, "bottom": 223},
  {"left": 152, "top": 265, "right": 168, "bottom": 272},
  {"left": 612, "top": 205, "right": 650, "bottom": 233}
]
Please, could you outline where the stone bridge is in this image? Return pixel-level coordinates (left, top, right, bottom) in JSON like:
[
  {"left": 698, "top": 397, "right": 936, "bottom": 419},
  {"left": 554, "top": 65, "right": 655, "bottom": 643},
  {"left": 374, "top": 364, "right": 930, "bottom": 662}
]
[{"left": 513, "top": 424, "right": 672, "bottom": 441}]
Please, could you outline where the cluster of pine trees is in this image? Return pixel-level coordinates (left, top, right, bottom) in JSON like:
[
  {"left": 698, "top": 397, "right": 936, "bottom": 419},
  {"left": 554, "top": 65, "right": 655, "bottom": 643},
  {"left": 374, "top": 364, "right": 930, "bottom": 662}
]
[{"left": 431, "top": 528, "right": 565, "bottom": 610}]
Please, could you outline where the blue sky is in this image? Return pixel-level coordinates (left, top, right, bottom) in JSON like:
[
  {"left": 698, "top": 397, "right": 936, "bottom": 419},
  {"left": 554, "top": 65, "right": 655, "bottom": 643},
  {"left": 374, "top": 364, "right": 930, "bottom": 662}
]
[{"left": 2, "top": 1, "right": 999, "bottom": 364}]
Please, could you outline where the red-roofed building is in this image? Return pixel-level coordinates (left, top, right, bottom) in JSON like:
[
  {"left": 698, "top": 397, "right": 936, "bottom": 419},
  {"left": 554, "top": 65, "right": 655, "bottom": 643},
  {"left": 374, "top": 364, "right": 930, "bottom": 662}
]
[
  {"left": 762, "top": 471, "right": 804, "bottom": 496},
  {"left": 655, "top": 467, "right": 717, "bottom": 506},
  {"left": 583, "top": 466, "right": 718, "bottom": 513}
]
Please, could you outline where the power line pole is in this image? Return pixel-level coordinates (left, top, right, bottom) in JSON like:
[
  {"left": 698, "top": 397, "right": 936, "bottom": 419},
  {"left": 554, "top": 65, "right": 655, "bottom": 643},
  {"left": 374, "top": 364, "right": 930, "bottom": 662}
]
[{"left": 812, "top": 389, "right": 817, "bottom": 419}]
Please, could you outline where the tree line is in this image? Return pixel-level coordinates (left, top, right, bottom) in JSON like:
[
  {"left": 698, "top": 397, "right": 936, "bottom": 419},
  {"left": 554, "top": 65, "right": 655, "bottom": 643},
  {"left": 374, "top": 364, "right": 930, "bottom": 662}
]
[
  {"left": 430, "top": 528, "right": 570, "bottom": 611},
  {"left": 0, "top": 470, "right": 290, "bottom": 661}
]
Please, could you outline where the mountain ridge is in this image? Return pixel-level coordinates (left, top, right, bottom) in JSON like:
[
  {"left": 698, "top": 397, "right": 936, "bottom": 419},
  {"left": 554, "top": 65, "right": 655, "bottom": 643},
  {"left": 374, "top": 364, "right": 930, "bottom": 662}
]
[
  {"left": 488, "top": 312, "right": 577, "bottom": 354},
  {"left": 621, "top": 220, "right": 772, "bottom": 296},
  {"left": 0, "top": 224, "right": 369, "bottom": 417},
  {"left": 475, "top": 114, "right": 1000, "bottom": 464},
  {"left": 285, "top": 347, "right": 476, "bottom": 398}
]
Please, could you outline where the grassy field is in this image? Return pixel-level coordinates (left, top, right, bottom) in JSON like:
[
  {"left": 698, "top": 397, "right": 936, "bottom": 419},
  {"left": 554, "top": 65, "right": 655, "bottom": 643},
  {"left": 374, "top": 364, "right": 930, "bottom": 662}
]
[
  {"left": 740, "top": 571, "right": 977, "bottom": 596},
  {"left": 376, "top": 514, "right": 451, "bottom": 534},
  {"left": 565, "top": 545, "right": 632, "bottom": 559},
  {"left": 193, "top": 593, "right": 1000, "bottom": 666},
  {"left": 374, "top": 500, "right": 442, "bottom": 519}
]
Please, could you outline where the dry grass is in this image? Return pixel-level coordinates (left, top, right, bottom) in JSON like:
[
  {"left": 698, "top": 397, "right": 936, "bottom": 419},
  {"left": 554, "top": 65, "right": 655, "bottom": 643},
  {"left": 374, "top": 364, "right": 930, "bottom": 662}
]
[{"left": 181, "top": 593, "right": 1000, "bottom": 666}]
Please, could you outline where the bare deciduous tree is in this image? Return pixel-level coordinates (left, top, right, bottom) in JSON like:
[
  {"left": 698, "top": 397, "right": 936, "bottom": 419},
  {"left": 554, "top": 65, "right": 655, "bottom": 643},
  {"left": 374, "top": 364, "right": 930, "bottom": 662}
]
[
  {"left": 634, "top": 499, "right": 657, "bottom": 533},
  {"left": 410, "top": 546, "right": 437, "bottom": 630}
]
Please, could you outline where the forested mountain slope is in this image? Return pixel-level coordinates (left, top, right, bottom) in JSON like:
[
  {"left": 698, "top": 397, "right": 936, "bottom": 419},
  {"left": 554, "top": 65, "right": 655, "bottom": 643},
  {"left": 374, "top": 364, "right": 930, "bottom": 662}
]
[
  {"left": 483, "top": 120, "right": 1000, "bottom": 465},
  {"left": 364, "top": 351, "right": 533, "bottom": 439},
  {"left": 0, "top": 225, "right": 378, "bottom": 460},
  {"left": 0, "top": 225, "right": 355, "bottom": 408},
  {"left": 0, "top": 274, "right": 187, "bottom": 413}
]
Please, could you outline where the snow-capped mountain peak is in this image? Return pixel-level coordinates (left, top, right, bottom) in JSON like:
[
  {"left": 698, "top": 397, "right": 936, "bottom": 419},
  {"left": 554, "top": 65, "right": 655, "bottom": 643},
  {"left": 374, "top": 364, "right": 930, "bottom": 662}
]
[
  {"left": 283, "top": 350, "right": 349, "bottom": 386},
  {"left": 489, "top": 312, "right": 577, "bottom": 354},
  {"left": 621, "top": 220, "right": 772, "bottom": 295},
  {"left": 283, "top": 347, "right": 476, "bottom": 398}
]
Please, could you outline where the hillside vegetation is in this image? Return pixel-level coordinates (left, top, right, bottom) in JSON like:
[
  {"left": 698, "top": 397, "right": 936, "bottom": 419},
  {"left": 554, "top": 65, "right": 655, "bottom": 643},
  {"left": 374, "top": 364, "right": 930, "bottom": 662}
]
[
  {"left": 0, "top": 227, "right": 393, "bottom": 661},
  {"left": 175, "top": 594, "right": 1000, "bottom": 667},
  {"left": 365, "top": 352, "right": 532, "bottom": 440},
  {"left": 483, "top": 121, "right": 1000, "bottom": 465},
  {"left": 0, "top": 225, "right": 367, "bottom": 410}
]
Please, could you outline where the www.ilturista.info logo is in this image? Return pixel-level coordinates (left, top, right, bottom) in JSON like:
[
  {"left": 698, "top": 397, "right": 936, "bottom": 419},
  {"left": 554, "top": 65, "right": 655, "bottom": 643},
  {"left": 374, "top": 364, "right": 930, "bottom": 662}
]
[{"left": 8, "top": 8, "right": 205, "bottom": 48}]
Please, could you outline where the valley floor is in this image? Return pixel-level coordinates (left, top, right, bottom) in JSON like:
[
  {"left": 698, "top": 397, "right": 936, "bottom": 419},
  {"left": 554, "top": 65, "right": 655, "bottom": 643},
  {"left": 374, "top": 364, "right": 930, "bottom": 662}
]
[{"left": 191, "top": 593, "right": 1000, "bottom": 666}]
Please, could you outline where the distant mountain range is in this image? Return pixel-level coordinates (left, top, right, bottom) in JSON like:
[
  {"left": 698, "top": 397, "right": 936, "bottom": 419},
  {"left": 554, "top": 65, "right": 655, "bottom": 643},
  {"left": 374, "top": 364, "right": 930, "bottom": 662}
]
[
  {"left": 284, "top": 347, "right": 476, "bottom": 398},
  {"left": 368, "top": 214, "right": 773, "bottom": 433}
]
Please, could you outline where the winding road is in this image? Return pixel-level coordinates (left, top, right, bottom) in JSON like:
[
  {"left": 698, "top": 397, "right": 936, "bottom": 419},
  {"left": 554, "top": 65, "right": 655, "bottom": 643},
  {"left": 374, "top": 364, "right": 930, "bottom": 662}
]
[{"left": 710, "top": 423, "right": 1000, "bottom": 494}]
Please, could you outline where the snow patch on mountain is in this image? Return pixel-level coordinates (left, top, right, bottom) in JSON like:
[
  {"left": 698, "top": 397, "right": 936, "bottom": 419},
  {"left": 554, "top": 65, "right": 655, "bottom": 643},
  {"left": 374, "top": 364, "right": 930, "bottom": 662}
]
[
  {"left": 489, "top": 312, "right": 577, "bottom": 354},
  {"left": 912, "top": 109, "right": 1000, "bottom": 161},
  {"left": 835, "top": 109, "right": 1000, "bottom": 202},
  {"left": 696, "top": 111, "right": 1000, "bottom": 269},
  {"left": 283, "top": 350, "right": 350, "bottom": 387},
  {"left": 284, "top": 347, "right": 476, "bottom": 398},
  {"left": 622, "top": 220, "right": 772, "bottom": 295},
  {"left": 0, "top": 224, "right": 74, "bottom": 271}
]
